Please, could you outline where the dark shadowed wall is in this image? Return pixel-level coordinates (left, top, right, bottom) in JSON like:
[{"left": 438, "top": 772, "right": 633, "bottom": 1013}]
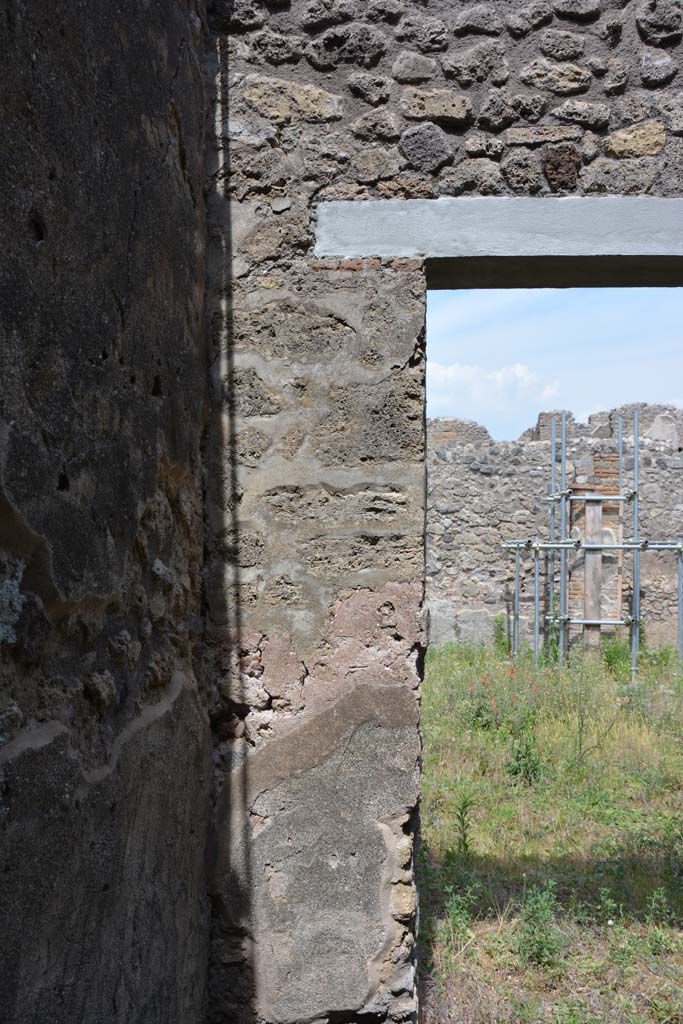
[{"left": 0, "top": 3, "right": 210, "bottom": 1021}]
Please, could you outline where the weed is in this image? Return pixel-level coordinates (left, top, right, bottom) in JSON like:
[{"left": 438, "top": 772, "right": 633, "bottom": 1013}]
[
  {"left": 543, "top": 616, "right": 560, "bottom": 666},
  {"left": 603, "top": 636, "right": 631, "bottom": 678},
  {"left": 598, "top": 887, "right": 620, "bottom": 927},
  {"left": 509, "top": 996, "right": 542, "bottom": 1022},
  {"left": 505, "top": 729, "right": 542, "bottom": 786},
  {"left": 550, "top": 998, "right": 595, "bottom": 1024},
  {"left": 648, "top": 993, "right": 683, "bottom": 1023},
  {"left": 454, "top": 792, "right": 476, "bottom": 860},
  {"left": 439, "top": 882, "right": 480, "bottom": 957},
  {"left": 517, "top": 882, "right": 565, "bottom": 968},
  {"left": 493, "top": 613, "right": 509, "bottom": 658},
  {"left": 646, "top": 886, "right": 672, "bottom": 927}
]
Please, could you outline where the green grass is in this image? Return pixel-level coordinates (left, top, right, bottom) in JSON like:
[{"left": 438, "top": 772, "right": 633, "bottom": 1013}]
[{"left": 419, "top": 642, "right": 683, "bottom": 1024}]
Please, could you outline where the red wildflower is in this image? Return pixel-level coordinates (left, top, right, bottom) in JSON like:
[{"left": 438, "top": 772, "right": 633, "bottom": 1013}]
[
  {"left": 509, "top": 667, "right": 516, "bottom": 676},
  {"left": 532, "top": 682, "right": 538, "bottom": 693},
  {"left": 511, "top": 694, "right": 518, "bottom": 702}
]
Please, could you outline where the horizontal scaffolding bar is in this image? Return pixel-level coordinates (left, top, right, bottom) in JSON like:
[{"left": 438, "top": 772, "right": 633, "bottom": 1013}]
[
  {"left": 546, "top": 615, "right": 630, "bottom": 625},
  {"left": 568, "top": 493, "right": 631, "bottom": 503},
  {"left": 551, "top": 617, "right": 628, "bottom": 627},
  {"left": 544, "top": 492, "right": 634, "bottom": 504},
  {"left": 504, "top": 540, "right": 683, "bottom": 552},
  {"left": 584, "top": 541, "right": 682, "bottom": 551}
]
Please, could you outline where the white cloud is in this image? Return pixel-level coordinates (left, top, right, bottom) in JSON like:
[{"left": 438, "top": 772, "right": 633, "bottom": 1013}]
[
  {"left": 427, "top": 360, "right": 559, "bottom": 422},
  {"left": 426, "top": 287, "right": 683, "bottom": 439}
]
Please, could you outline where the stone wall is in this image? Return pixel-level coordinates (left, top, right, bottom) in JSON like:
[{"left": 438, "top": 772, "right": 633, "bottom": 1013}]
[
  {"left": 218, "top": 0, "right": 683, "bottom": 205},
  {"left": 0, "top": 4, "right": 210, "bottom": 1021},
  {"left": 207, "top": 2, "right": 683, "bottom": 1022},
  {"left": 427, "top": 406, "right": 683, "bottom": 648}
]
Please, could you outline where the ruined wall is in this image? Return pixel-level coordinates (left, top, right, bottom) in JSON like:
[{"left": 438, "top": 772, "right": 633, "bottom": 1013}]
[
  {"left": 207, "top": 1, "right": 683, "bottom": 1022},
  {"left": 427, "top": 406, "right": 683, "bottom": 648},
  {"left": 0, "top": 4, "right": 210, "bottom": 1021}
]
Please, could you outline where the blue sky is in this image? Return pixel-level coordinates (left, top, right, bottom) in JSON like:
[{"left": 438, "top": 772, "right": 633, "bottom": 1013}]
[{"left": 427, "top": 288, "right": 683, "bottom": 440}]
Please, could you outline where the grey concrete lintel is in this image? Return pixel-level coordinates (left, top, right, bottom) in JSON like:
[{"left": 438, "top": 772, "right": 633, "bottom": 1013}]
[{"left": 314, "top": 197, "right": 683, "bottom": 259}]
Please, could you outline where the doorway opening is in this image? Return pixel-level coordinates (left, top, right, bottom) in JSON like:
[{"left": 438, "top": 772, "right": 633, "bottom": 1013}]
[{"left": 419, "top": 264, "right": 683, "bottom": 1024}]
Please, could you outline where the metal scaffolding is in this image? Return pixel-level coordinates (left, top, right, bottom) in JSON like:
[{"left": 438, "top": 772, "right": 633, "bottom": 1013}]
[{"left": 503, "top": 411, "right": 683, "bottom": 677}]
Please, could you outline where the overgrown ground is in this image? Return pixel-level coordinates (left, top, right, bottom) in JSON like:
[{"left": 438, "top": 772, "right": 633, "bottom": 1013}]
[{"left": 419, "top": 638, "right": 683, "bottom": 1024}]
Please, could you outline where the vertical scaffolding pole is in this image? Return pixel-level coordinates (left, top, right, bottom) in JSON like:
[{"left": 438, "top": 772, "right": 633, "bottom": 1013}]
[
  {"left": 513, "top": 548, "right": 520, "bottom": 657},
  {"left": 678, "top": 541, "right": 683, "bottom": 671},
  {"left": 584, "top": 498, "right": 603, "bottom": 650},
  {"left": 618, "top": 416, "right": 624, "bottom": 494},
  {"left": 559, "top": 411, "right": 568, "bottom": 663},
  {"left": 631, "top": 411, "right": 640, "bottom": 681},
  {"left": 549, "top": 417, "right": 557, "bottom": 626},
  {"left": 533, "top": 542, "right": 540, "bottom": 667},
  {"left": 616, "top": 416, "right": 624, "bottom": 623}
]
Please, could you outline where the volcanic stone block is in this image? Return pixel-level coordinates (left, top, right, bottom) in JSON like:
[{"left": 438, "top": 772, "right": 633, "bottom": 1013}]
[
  {"left": 606, "top": 119, "right": 666, "bottom": 156},
  {"left": 553, "top": 0, "right": 602, "bottom": 20},
  {"left": 520, "top": 57, "right": 592, "bottom": 94},
  {"left": 540, "top": 28, "right": 586, "bottom": 59},
  {"left": 348, "top": 71, "right": 391, "bottom": 104},
  {"left": 400, "top": 87, "right": 473, "bottom": 126},
  {"left": 542, "top": 142, "right": 583, "bottom": 190},
  {"left": 351, "top": 109, "right": 401, "bottom": 139},
  {"left": 209, "top": 0, "right": 265, "bottom": 31},
  {"left": 580, "top": 154, "right": 659, "bottom": 191},
  {"left": 640, "top": 49, "right": 678, "bottom": 86},
  {"left": 657, "top": 91, "right": 683, "bottom": 133},
  {"left": 511, "top": 92, "right": 548, "bottom": 122},
  {"left": 300, "top": 0, "right": 355, "bottom": 31},
  {"left": 366, "top": 0, "right": 403, "bottom": 22},
  {"left": 395, "top": 14, "right": 449, "bottom": 52},
  {"left": 478, "top": 89, "right": 518, "bottom": 131},
  {"left": 211, "top": 694, "right": 420, "bottom": 1024},
  {"left": 453, "top": 4, "right": 504, "bottom": 35},
  {"left": 251, "top": 30, "right": 304, "bottom": 65},
  {"left": 501, "top": 149, "right": 545, "bottom": 191},
  {"left": 552, "top": 98, "right": 611, "bottom": 127},
  {"left": 353, "top": 147, "right": 402, "bottom": 183},
  {"left": 603, "top": 56, "right": 630, "bottom": 94},
  {"left": 439, "top": 157, "right": 505, "bottom": 194},
  {"left": 464, "top": 131, "right": 505, "bottom": 158},
  {"left": 505, "top": 124, "right": 582, "bottom": 145},
  {"left": 392, "top": 50, "right": 439, "bottom": 83},
  {"left": 307, "top": 22, "right": 387, "bottom": 69},
  {"left": 243, "top": 75, "right": 343, "bottom": 122},
  {"left": 636, "top": 0, "right": 683, "bottom": 46},
  {"left": 443, "top": 41, "right": 510, "bottom": 86},
  {"left": 507, "top": 0, "right": 554, "bottom": 35}
]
